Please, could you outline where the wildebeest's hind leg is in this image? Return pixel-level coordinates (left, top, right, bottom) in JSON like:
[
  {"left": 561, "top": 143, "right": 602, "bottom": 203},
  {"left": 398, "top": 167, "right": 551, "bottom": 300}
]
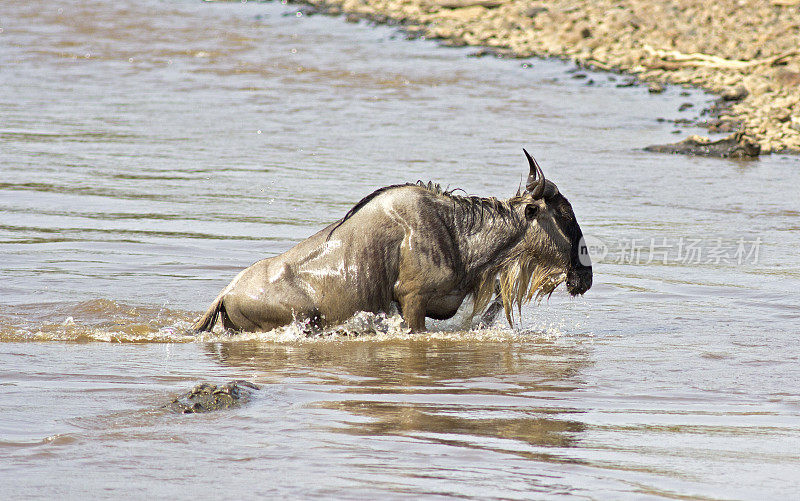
[
  {"left": 221, "top": 276, "right": 321, "bottom": 333},
  {"left": 220, "top": 293, "right": 292, "bottom": 333},
  {"left": 198, "top": 258, "right": 325, "bottom": 333}
]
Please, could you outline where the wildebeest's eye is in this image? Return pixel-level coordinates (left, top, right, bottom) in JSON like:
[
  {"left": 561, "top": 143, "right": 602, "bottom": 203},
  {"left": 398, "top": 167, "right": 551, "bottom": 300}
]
[{"left": 525, "top": 204, "right": 538, "bottom": 220}]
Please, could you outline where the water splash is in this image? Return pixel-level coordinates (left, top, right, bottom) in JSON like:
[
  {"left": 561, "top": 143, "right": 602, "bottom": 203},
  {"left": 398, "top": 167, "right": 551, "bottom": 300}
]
[{"left": 0, "top": 299, "right": 573, "bottom": 343}]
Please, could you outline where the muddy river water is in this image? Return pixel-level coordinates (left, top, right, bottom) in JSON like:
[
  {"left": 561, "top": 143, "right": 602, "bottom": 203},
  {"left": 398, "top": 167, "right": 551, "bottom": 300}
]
[{"left": 2, "top": 0, "right": 800, "bottom": 498}]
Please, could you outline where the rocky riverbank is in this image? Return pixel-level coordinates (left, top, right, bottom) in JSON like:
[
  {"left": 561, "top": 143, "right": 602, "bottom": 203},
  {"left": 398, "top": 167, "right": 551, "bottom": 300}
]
[{"left": 291, "top": 0, "right": 800, "bottom": 155}]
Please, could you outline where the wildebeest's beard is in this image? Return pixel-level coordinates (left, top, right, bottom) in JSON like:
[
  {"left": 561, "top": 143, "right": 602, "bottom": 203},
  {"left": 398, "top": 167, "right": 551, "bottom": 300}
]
[{"left": 471, "top": 197, "right": 571, "bottom": 326}]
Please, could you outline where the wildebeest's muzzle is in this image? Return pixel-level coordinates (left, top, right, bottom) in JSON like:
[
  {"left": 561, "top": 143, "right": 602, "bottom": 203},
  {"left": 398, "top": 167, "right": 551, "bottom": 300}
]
[
  {"left": 567, "top": 235, "right": 592, "bottom": 295},
  {"left": 566, "top": 264, "right": 592, "bottom": 296}
]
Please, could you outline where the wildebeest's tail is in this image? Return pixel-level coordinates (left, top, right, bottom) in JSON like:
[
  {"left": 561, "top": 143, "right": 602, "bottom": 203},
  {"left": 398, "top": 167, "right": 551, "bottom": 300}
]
[
  {"left": 192, "top": 294, "right": 226, "bottom": 332},
  {"left": 193, "top": 268, "right": 248, "bottom": 333}
]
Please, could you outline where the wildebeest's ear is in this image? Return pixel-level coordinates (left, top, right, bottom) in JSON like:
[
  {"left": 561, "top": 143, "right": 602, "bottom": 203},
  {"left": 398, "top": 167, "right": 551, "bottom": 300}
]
[{"left": 525, "top": 204, "right": 538, "bottom": 220}]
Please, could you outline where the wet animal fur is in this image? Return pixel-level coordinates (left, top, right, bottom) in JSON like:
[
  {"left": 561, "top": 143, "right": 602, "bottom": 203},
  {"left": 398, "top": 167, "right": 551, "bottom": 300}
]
[
  {"left": 472, "top": 246, "right": 565, "bottom": 326},
  {"left": 333, "top": 181, "right": 568, "bottom": 326}
]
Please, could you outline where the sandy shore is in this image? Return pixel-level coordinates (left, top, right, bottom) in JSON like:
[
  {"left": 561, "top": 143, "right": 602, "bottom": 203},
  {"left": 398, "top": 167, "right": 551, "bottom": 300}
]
[{"left": 296, "top": 0, "right": 800, "bottom": 155}]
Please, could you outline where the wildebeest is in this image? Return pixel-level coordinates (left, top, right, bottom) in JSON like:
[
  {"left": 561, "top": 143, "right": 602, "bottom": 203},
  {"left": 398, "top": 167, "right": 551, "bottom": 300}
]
[{"left": 193, "top": 150, "right": 591, "bottom": 333}]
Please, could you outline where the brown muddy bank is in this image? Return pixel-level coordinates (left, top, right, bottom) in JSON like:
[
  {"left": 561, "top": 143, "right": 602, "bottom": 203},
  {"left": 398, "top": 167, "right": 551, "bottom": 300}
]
[{"left": 286, "top": 0, "right": 800, "bottom": 155}]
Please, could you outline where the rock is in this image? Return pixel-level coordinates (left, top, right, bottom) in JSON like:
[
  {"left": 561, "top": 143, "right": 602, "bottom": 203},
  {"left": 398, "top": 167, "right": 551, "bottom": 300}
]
[
  {"left": 165, "top": 380, "right": 260, "bottom": 414},
  {"left": 467, "top": 47, "right": 497, "bottom": 57},
  {"left": 678, "top": 102, "right": 694, "bottom": 111},
  {"left": 440, "top": 5, "right": 486, "bottom": 21},
  {"left": 644, "top": 131, "right": 761, "bottom": 158},
  {"left": 774, "top": 109, "right": 792, "bottom": 122},
  {"left": 466, "top": 46, "right": 515, "bottom": 58},
  {"left": 721, "top": 85, "right": 748, "bottom": 101},
  {"left": 648, "top": 82, "right": 665, "bottom": 93},
  {"left": 776, "top": 70, "right": 800, "bottom": 87},
  {"left": 707, "top": 119, "right": 740, "bottom": 133},
  {"left": 434, "top": 0, "right": 503, "bottom": 8},
  {"left": 439, "top": 37, "right": 468, "bottom": 47},
  {"left": 404, "top": 27, "right": 426, "bottom": 40},
  {"left": 524, "top": 6, "right": 548, "bottom": 18}
]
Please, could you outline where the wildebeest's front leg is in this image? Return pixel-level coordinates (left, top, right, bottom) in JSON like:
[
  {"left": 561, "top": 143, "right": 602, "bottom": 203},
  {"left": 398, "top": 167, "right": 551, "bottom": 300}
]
[
  {"left": 397, "top": 293, "right": 427, "bottom": 332},
  {"left": 391, "top": 202, "right": 460, "bottom": 332},
  {"left": 477, "top": 282, "right": 504, "bottom": 327},
  {"left": 394, "top": 261, "right": 458, "bottom": 332},
  {"left": 478, "top": 294, "right": 503, "bottom": 327}
]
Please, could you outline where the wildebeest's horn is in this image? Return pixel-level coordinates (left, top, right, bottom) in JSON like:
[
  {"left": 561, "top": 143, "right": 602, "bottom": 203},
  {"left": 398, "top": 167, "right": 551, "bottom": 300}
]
[{"left": 523, "top": 149, "right": 545, "bottom": 198}]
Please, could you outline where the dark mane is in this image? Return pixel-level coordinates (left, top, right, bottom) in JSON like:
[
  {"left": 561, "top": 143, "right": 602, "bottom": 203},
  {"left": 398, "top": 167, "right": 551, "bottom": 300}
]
[
  {"left": 326, "top": 181, "right": 520, "bottom": 240},
  {"left": 422, "top": 181, "right": 521, "bottom": 234}
]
